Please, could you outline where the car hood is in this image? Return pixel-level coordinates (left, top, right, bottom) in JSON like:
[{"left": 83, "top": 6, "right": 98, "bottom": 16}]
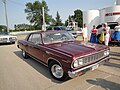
[
  {"left": 0, "top": 35, "right": 17, "bottom": 38},
  {"left": 47, "top": 41, "right": 108, "bottom": 58}
]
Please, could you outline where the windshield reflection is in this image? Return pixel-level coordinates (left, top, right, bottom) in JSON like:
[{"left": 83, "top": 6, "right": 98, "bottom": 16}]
[{"left": 42, "top": 31, "right": 74, "bottom": 44}]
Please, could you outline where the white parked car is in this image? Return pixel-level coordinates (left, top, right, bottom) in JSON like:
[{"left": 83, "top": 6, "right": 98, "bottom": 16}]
[{"left": 0, "top": 32, "right": 17, "bottom": 44}]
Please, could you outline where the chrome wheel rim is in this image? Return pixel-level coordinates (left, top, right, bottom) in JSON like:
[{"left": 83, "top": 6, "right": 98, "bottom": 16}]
[
  {"left": 22, "top": 50, "right": 25, "bottom": 57},
  {"left": 51, "top": 64, "right": 63, "bottom": 78}
]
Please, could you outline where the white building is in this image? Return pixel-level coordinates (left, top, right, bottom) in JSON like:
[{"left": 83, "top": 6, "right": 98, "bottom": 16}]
[{"left": 83, "top": 0, "right": 120, "bottom": 36}]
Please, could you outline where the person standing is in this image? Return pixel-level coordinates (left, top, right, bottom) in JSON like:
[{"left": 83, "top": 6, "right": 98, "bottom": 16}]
[
  {"left": 90, "top": 25, "right": 98, "bottom": 43},
  {"left": 99, "top": 23, "right": 105, "bottom": 44},
  {"left": 104, "top": 23, "right": 110, "bottom": 46},
  {"left": 82, "top": 24, "right": 88, "bottom": 41},
  {"left": 112, "top": 22, "right": 120, "bottom": 41}
]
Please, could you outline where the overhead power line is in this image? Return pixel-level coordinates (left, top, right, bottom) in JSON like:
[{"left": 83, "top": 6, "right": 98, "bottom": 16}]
[{"left": 7, "top": 0, "right": 24, "bottom": 6}]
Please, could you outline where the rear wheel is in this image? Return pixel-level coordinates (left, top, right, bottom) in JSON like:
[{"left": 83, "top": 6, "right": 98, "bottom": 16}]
[
  {"left": 49, "top": 61, "right": 69, "bottom": 81},
  {"left": 22, "top": 50, "right": 28, "bottom": 59}
]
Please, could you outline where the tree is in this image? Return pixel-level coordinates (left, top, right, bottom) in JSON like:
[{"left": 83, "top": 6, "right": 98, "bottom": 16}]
[
  {"left": 14, "top": 24, "right": 17, "bottom": 30},
  {"left": 74, "top": 9, "right": 83, "bottom": 27},
  {"left": 25, "top": 0, "right": 53, "bottom": 29},
  {"left": 65, "top": 9, "right": 83, "bottom": 28},
  {"left": 14, "top": 24, "right": 34, "bottom": 31},
  {"left": 65, "top": 15, "right": 73, "bottom": 26},
  {"left": 55, "top": 11, "right": 63, "bottom": 26},
  {"left": 0, "top": 25, "right": 7, "bottom": 32}
]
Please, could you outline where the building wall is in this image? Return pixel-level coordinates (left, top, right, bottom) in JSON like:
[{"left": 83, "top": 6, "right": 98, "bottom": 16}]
[
  {"left": 83, "top": 0, "right": 120, "bottom": 38},
  {"left": 99, "top": 8, "right": 106, "bottom": 23},
  {"left": 83, "top": 6, "right": 120, "bottom": 27},
  {"left": 105, "top": 6, "right": 120, "bottom": 22},
  {"left": 83, "top": 10, "right": 99, "bottom": 37},
  {"left": 116, "top": 0, "right": 120, "bottom": 5}
]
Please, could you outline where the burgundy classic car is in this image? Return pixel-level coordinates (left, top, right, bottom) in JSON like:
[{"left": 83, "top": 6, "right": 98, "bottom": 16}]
[{"left": 17, "top": 31, "right": 110, "bottom": 80}]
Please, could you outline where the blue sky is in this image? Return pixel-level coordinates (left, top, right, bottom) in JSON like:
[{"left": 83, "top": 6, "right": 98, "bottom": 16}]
[{"left": 0, "top": 0, "right": 115, "bottom": 29}]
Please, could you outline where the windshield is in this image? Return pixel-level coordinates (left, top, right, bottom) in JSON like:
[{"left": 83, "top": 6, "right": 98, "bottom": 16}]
[
  {"left": 42, "top": 31, "right": 74, "bottom": 44},
  {"left": 0, "top": 32, "right": 9, "bottom": 35}
]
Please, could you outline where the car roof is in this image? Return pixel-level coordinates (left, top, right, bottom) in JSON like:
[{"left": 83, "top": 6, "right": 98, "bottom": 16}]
[{"left": 30, "top": 30, "right": 66, "bottom": 35}]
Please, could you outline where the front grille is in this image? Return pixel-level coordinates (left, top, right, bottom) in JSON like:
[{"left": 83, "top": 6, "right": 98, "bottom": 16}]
[
  {"left": 80, "top": 51, "right": 104, "bottom": 65},
  {"left": 2, "top": 38, "right": 8, "bottom": 41},
  {"left": 9, "top": 37, "right": 16, "bottom": 41}
]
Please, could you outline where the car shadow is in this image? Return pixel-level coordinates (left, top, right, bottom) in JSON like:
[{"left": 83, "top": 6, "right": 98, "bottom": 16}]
[
  {"left": 86, "top": 78, "right": 120, "bottom": 90},
  {"left": 0, "top": 43, "right": 14, "bottom": 46},
  {"left": 110, "top": 52, "right": 120, "bottom": 57},
  {"left": 104, "top": 62, "right": 120, "bottom": 68},
  {"left": 14, "top": 51, "right": 65, "bottom": 83},
  {"left": 111, "top": 57, "right": 120, "bottom": 61}
]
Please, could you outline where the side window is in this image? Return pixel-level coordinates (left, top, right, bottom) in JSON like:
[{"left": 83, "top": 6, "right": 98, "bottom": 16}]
[
  {"left": 28, "top": 34, "right": 42, "bottom": 44},
  {"left": 28, "top": 34, "right": 33, "bottom": 42}
]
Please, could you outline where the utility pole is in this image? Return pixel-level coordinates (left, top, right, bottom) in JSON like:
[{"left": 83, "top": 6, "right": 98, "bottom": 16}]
[
  {"left": 3, "top": 0, "right": 9, "bottom": 32},
  {"left": 42, "top": 7, "right": 46, "bottom": 31}
]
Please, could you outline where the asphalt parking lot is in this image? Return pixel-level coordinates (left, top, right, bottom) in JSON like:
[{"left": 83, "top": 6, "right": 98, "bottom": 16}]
[{"left": 0, "top": 35, "right": 120, "bottom": 90}]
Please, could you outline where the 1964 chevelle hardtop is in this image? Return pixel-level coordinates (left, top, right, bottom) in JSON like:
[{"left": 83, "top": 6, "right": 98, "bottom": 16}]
[{"left": 17, "top": 31, "right": 110, "bottom": 81}]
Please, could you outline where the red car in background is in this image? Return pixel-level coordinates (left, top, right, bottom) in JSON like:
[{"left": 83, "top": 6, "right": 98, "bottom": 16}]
[{"left": 17, "top": 31, "right": 110, "bottom": 81}]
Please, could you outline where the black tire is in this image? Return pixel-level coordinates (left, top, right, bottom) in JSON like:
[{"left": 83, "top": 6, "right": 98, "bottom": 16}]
[
  {"left": 49, "top": 61, "right": 69, "bottom": 81},
  {"left": 12, "top": 42, "right": 15, "bottom": 44},
  {"left": 22, "top": 50, "right": 29, "bottom": 59}
]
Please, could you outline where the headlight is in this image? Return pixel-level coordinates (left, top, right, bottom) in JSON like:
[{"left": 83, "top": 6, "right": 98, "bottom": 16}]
[
  {"left": 104, "top": 50, "right": 109, "bottom": 56},
  {"left": 78, "top": 59, "right": 83, "bottom": 65},
  {"left": 104, "top": 51, "right": 107, "bottom": 56},
  {"left": 106, "top": 50, "right": 109, "bottom": 55},
  {"left": 12, "top": 37, "right": 16, "bottom": 39},
  {"left": 73, "top": 60, "right": 79, "bottom": 68},
  {"left": 72, "top": 58, "right": 83, "bottom": 68}
]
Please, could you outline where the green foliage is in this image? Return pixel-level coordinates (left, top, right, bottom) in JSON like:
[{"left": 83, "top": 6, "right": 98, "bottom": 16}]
[
  {"left": 14, "top": 24, "right": 34, "bottom": 31},
  {"left": 0, "top": 25, "right": 7, "bottom": 32},
  {"left": 65, "top": 15, "right": 73, "bottom": 26},
  {"left": 55, "top": 11, "right": 63, "bottom": 26},
  {"left": 74, "top": 9, "right": 83, "bottom": 27},
  {"left": 65, "top": 9, "right": 83, "bottom": 27},
  {"left": 25, "top": 0, "right": 53, "bottom": 29}
]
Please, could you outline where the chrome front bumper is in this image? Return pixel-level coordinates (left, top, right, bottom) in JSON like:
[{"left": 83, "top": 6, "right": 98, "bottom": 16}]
[{"left": 68, "top": 56, "right": 111, "bottom": 78}]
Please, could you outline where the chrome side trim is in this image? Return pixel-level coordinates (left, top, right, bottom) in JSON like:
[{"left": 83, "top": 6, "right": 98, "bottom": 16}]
[
  {"left": 68, "top": 56, "right": 111, "bottom": 78},
  {"left": 47, "top": 57, "right": 63, "bottom": 67},
  {"left": 27, "top": 53, "right": 48, "bottom": 67}
]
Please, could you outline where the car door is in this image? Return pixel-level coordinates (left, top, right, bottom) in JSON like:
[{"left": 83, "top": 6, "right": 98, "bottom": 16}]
[{"left": 27, "top": 33, "right": 45, "bottom": 61}]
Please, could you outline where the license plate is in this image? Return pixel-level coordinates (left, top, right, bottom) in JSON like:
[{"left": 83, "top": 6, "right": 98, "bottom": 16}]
[{"left": 92, "top": 64, "right": 99, "bottom": 70}]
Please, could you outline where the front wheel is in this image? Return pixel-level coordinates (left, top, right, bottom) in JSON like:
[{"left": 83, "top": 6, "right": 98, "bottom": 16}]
[{"left": 49, "top": 61, "right": 69, "bottom": 81}]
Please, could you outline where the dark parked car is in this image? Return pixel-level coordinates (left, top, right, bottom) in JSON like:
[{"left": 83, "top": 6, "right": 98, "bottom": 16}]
[
  {"left": 46, "top": 26, "right": 78, "bottom": 38},
  {"left": 96, "top": 22, "right": 120, "bottom": 46},
  {"left": 96, "top": 22, "right": 118, "bottom": 34},
  {"left": 17, "top": 31, "right": 110, "bottom": 81}
]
